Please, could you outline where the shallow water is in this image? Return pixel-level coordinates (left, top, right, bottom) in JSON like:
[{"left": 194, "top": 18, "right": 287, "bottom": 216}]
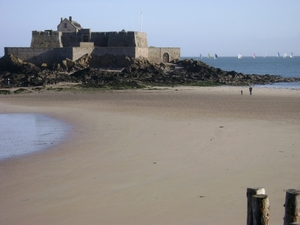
[
  {"left": 0, "top": 113, "right": 71, "bottom": 160},
  {"left": 183, "top": 56, "right": 300, "bottom": 89},
  {"left": 184, "top": 56, "right": 300, "bottom": 78},
  {"left": 254, "top": 81, "right": 300, "bottom": 89}
]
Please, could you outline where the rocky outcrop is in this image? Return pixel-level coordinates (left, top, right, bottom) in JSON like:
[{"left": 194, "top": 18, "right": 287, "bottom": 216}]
[
  {"left": 0, "top": 54, "right": 40, "bottom": 74},
  {"left": 0, "top": 54, "right": 299, "bottom": 89},
  {"left": 172, "top": 59, "right": 299, "bottom": 85}
]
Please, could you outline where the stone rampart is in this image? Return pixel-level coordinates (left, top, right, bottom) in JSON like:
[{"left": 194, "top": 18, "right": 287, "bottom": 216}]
[
  {"left": 134, "top": 32, "right": 148, "bottom": 48},
  {"left": 61, "top": 33, "right": 81, "bottom": 47},
  {"left": 90, "top": 32, "right": 109, "bottom": 47},
  {"left": 72, "top": 47, "right": 94, "bottom": 61},
  {"left": 92, "top": 47, "right": 136, "bottom": 58},
  {"left": 3, "top": 16, "right": 181, "bottom": 65},
  {"left": 5, "top": 47, "right": 72, "bottom": 65},
  {"left": 4, "top": 28, "right": 178, "bottom": 64},
  {"left": 5, "top": 46, "right": 179, "bottom": 65},
  {"left": 148, "top": 47, "right": 181, "bottom": 63},
  {"left": 135, "top": 48, "right": 149, "bottom": 58},
  {"left": 31, "top": 31, "right": 63, "bottom": 48},
  {"left": 107, "top": 31, "right": 135, "bottom": 47},
  {"left": 4, "top": 46, "right": 147, "bottom": 65},
  {"left": 79, "top": 42, "right": 94, "bottom": 48},
  {"left": 90, "top": 31, "right": 147, "bottom": 48}
]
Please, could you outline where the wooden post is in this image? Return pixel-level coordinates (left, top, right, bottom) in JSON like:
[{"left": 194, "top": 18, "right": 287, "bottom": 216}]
[
  {"left": 283, "top": 189, "right": 300, "bottom": 225},
  {"left": 247, "top": 188, "right": 266, "bottom": 225},
  {"left": 252, "top": 194, "right": 270, "bottom": 225}
]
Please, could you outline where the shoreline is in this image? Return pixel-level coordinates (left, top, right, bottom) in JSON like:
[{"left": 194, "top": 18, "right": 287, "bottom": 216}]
[
  {"left": 0, "top": 86, "right": 299, "bottom": 225},
  {"left": 1, "top": 81, "right": 300, "bottom": 97},
  {"left": 0, "top": 113, "right": 71, "bottom": 161}
]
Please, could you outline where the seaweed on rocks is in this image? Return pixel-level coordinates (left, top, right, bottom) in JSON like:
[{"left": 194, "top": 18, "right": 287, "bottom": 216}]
[{"left": 1, "top": 55, "right": 299, "bottom": 90}]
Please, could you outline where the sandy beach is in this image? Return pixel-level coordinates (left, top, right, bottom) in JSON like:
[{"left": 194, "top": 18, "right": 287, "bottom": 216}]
[{"left": 0, "top": 86, "right": 299, "bottom": 225}]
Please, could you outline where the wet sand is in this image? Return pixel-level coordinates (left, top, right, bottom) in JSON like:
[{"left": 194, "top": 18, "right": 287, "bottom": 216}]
[{"left": 0, "top": 86, "right": 299, "bottom": 225}]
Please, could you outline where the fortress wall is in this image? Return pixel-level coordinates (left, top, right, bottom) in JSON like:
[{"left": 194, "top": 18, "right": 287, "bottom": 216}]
[
  {"left": 148, "top": 48, "right": 161, "bottom": 63},
  {"left": 71, "top": 47, "right": 94, "bottom": 61},
  {"left": 79, "top": 42, "right": 94, "bottom": 48},
  {"left": 134, "top": 32, "right": 148, "bottom": 48},
  {"left": 61, "top": 33, "right": 82, "bottom": 47},
  {"left": 91, "top": 32, "right": 109, "bottom": 47},
  {"left": 31, "top": 31, "right": 63, "bottom": 48},
  {"left": 61, "top": 29, "right": 92, "bottom": 47},
  {"left": 135, "top": 48, "right": 149, "bottom": 58},
  {"left": 5, "top": 47, "right": 73, "bottom": 65},
  {"left": 53, "top": 48, "right": 73, "bottom": 61},
  {"left": 75, "top": 31, "right": 148, "bottom": 48},
  {"left": 5, "top": 47, "right": 55, "bottom": 63},
  {"left": 148, "top": 47, "right": 181, "bottom": 63},
  {"left": 92, "top": 47, "right": 136, "bottom": 58},
  {"left": 4, "top": 46, "right": 180, "bottom": 65},
  {"left": 164, "top": 47, "right": 181, "bottom": 60},
  {"left": 107, "top": 31, "right": 137, "bottom": 47}
]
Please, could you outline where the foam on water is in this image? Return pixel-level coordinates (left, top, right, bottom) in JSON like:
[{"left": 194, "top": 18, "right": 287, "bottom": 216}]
[
  {"left": 254, "top": 81, "right": 300, "bottom": 89},
  {"left": 0, "top": 113, "right": 72, "bottom": 160}
]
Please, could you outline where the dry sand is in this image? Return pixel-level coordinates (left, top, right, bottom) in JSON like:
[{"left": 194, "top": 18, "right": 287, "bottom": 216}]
[{"left": 0, "top": 86, "right": 299, "bottom": 225}]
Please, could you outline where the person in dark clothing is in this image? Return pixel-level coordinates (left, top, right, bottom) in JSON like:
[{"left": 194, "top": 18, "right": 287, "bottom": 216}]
[{"left": 249, "top": 86, "right": 253, "bottom": 95}]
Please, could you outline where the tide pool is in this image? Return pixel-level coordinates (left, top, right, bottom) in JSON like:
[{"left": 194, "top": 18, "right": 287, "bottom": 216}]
[{"left": 0, "top": 113, "right": 71, "bottom": 160}]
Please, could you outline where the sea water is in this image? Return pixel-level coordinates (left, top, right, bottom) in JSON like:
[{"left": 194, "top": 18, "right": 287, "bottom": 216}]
[
  {"left": 182, "top": 56, "right": 300, "bottom": 88},
  {"left": 0, "top": 114, "right": 71, "bottom": 160}
]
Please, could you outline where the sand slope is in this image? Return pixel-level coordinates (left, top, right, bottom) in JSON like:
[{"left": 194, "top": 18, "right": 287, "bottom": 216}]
[{"left": 0, "top": 86, "right": 299, "bottom": 225}]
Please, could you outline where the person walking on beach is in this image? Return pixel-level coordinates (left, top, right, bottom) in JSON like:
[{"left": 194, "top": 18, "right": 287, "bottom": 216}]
[{"left": 249, "top": 86, "right": 253, "bottom": 95}]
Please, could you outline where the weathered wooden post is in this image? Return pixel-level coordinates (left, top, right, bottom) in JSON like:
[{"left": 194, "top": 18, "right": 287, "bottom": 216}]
[
  {"left": 283, "top": 189, "right": 300, "bottom": 225},
  {"left": 252, "top": 194, "right": 270, "bottom": 225},
  {"left": 247, "top": 188, "right": 266, "bottom": 225}
]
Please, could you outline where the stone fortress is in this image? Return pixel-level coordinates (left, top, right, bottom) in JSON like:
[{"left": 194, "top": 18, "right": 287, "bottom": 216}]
[{"left": 4, "top": 16, "right": 180, "bottom": 66}]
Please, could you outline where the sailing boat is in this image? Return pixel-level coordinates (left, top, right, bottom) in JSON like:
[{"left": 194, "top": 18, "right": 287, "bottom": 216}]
[
  {"left": 238, "top": 53, "right": 242, "bottom": 59},
  {"left": 207, "top": 53, "right": 211, "bottom": 59},
  {"left": 214, "top": 54, "right": 218, "bottom": 60},
  {"left": 263, "top": 53, "right": 267, "bottom": 58},
  {"left": 290, "top": 52, "right": 294, "bottom": 58},
  {"left": 277, "top": 52, "right": 280, "bottom": 57},
  {"left": 283, "top": 53, "right": 287, "bottom": 58},
  {"left": 253, "top": 53, "right": 256, "bottom": 59},
  {"left": 199, "top": 54, "right": 202, "bottom": 59}
]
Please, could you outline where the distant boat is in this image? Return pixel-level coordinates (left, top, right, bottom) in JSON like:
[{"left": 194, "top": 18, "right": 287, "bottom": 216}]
[
  {"left": 283, "top": 53, "right": 287, "bottom": 58},
  {"left": 290, "top": 52, "right": 294, "bottom": 58},
  {"left": 238, "top": 53, "right": 242, "bottom": 59},
  {"left": 207, "top": 53, "right": 211, "bottom": 59},
  {"left": 253, "top": 53, "right": 256, "bottom": 59},
  {"left": 277, "top": 52, "right": 280, "bottom": 57},
  {"left": 263, "top": 53, "right": 267, "bottom": 58},
  {"left": 199, "top": 54, "right": 202, "bottom": 59},
  {"left": 214, "top": 54, "right": 218, "bottom": 59}
]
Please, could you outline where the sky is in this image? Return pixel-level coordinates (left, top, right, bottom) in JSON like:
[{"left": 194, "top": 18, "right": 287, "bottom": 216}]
[{"left": 0, "top": 0, "right": 299, "bottom": 57}]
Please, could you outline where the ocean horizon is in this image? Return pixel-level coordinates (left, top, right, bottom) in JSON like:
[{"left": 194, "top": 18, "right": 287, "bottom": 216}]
[
  {"left": 181, "top": 56, "right": 300, "bottom": 78},
  {"left": 181, "top": 56, "right": 300, "bottom": 89}
]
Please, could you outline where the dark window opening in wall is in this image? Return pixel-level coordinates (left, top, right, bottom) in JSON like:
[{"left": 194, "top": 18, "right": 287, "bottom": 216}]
[
  {"left": 163, "top": 52, "right": 169, "bottom": 63},
  {"left": 83, "top": 36, "right": 88, "bottom": 42},
  {"left": 64, "top": 23, "right": 67, "bottom": 28}
]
